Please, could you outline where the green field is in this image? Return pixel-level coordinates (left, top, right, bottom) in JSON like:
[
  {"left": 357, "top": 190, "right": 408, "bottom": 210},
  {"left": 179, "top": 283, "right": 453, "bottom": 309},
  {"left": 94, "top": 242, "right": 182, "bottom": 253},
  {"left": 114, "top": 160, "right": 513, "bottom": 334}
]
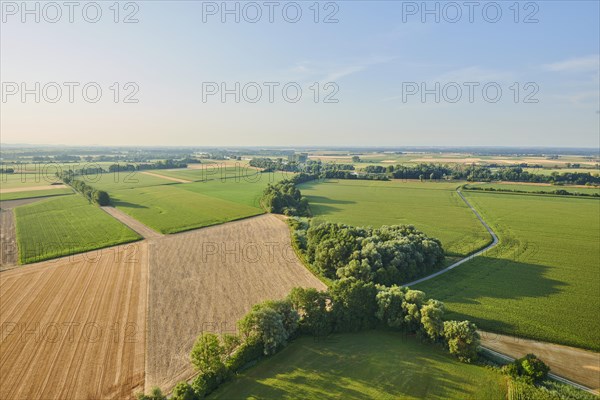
[
  {"left": 15, "top": 195, "right": 141, "bottom": 263},
  {"left": 0, "top": 173, "right": 62, "bottom": 189},
  {"left": 299, "top": 180, "right": 491, "bottom": 257},
  {"left": 91, "top": 171, "right": 281, "bottom": 234},
  {"left": 0, "top": 188, "right": 73, "bottom": 201},
  {"left": 465, "top": 182, "right": 599, "bottom": 195},
  {"left": 210, "top": 331, "right": 507, "bottom": 400},
  {"left": 153, "top": 166, "right": 268, "bottom": 182},
  {"left": 417, "top": 192, "right": 600, "bottom": 351}
]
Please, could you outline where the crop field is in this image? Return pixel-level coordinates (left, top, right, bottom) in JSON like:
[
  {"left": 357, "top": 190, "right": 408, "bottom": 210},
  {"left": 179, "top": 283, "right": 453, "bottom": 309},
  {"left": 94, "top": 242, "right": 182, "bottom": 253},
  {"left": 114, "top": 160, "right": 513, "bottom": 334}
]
[
  {"left": 209, "top": 330, "right": 508, "bottom": 400},
  {"left": 465, "top": 182, "right": 599, "bottom": 195},
  {"left": 14, "top": 195, "right": 141, "bottom": 263},
  {"left": 146, "top": 214, "right": 326, "bottom": 392},
  {"left": 155, "top": 165, "right": 266, "bottom": 182},
  {"left": 417, "top": 192, "right": 600, "bottom": 351},
  {"left": 0, "top": 242, "right": 148, "bottom": 400},
  {"left": 0, "top": 172, "right": 63, "bottom": 189},
  {"left": 299, "top": 180, "right": 491, "bottom": 257},
  {"left": 91, "top": 169, "right": 284, "bottom": 234}
]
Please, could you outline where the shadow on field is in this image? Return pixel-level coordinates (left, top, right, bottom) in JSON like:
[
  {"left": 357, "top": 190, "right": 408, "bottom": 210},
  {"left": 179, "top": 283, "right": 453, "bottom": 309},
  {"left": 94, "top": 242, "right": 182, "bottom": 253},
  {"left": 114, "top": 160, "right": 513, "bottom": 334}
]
[
  {"left": 112, "top": 200, "right": 149, "bottom": 209},
  {"left": 432, "top": 256, "right": 567, "bottom": 304}
]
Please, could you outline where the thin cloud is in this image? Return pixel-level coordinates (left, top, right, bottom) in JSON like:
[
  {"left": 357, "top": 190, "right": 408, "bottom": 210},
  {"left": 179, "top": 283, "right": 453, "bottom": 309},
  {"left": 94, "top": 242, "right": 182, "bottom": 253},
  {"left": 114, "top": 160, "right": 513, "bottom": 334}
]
[{"left": 543, "top": 55, "right": 599, "bottom": 72}]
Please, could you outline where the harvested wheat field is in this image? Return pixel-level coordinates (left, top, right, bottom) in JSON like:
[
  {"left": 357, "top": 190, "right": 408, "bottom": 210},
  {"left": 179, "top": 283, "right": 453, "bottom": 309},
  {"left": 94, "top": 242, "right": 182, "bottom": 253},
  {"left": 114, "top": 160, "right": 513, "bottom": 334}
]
[
  {"left": 0, "top": 242, "right": 148, "bottom": 400},
  {"left": 145, "top": 214, "right": 326, "bottom": 392}
]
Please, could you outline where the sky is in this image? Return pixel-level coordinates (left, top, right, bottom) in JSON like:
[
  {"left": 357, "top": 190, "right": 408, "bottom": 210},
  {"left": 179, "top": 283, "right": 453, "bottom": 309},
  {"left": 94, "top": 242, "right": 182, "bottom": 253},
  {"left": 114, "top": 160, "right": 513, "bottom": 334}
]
[{"left": 1, "top": 0, "right": 599, "bottom": 147}]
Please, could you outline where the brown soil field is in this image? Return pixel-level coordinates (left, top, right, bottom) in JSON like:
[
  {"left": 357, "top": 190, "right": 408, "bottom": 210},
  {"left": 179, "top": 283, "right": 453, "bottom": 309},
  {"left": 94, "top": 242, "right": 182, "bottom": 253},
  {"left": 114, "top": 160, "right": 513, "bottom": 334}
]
[
  {"left": 0, "top": 242, "right": 148, "bottom": 400},
  {"left": 480, "top": 331, "right": 600, "bottom": 393},
  {"left": 0, "top": 184, "right": 67, "bottom": 194},
  {"left": 145, "top": 214, "right": 326, "bottom": 393},
  {"left": 141, "top": 171, "right": 191, "bottom": 183}
]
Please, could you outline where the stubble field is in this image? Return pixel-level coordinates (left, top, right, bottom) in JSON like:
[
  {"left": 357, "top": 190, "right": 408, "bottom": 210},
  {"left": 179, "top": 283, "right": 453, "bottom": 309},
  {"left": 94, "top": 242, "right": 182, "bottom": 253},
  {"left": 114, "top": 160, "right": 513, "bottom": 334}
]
[
  {"left": 0, "top": 242, "right": 148, "bottom": 399},
  {"left": 145, "top": 214, "right": 326, "bottom": 392}
]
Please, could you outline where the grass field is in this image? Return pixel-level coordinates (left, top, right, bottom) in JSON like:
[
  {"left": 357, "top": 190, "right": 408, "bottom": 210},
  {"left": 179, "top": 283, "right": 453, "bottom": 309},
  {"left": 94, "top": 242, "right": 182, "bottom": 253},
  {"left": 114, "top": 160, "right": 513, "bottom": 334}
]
[
  {"left": 465, "top": 182, "right": 599, "bottom": 195},
  {"left": 417, "top": 192, "right": 600, "bottom": 351},
  {"left": 209, "top": 330, "right": 507, "bottom": 400},
  {"left": 299, "top": 180, "right": 491, "bottom": 257},
  {"left": 0, "top": 242, "right": 147, "bottom": 399},
  {"left": 0, "top": 188, "right": 73, "bottom": 201},
  {"left": 146, "top": 214, "right": 326, "bottom": 392},
  {"left": 0, "top": 172, "right": 62, "bottom": 189},
  {"left": 15, "top": 195, "right": 141, "bottom": 263},
  {"left": 91, "top": 170, "right": 282, "bottom": 234}
]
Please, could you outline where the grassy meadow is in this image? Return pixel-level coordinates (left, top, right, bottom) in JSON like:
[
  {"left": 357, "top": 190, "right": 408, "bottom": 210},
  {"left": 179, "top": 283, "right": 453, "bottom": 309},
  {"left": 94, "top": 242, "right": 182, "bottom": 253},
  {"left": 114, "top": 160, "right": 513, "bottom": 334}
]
[
  {"left": 15, "top": 195, "right": 141, "bottom": 263},
  {"left": 91, "top": 170, "right": 283, "bottom": 234},
  {"left": 417, "top": 192, "right": 600, "bottom": 351},
  {"left": 299, "top": 179, "right": 491, "bottom": 257},
  {"left": 209, "top": 331, "right": 508, "bottom": 400}
]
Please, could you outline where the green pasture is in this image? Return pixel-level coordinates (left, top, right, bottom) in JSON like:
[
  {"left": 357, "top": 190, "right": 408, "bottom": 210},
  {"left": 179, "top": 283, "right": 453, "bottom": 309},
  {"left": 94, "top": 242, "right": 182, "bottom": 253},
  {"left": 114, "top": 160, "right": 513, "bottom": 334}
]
[
  {"left": 465, "top": 182, "right": 599, "bottom": 195},
  {"left": 210, "top": 331, "right": 507, "bottom": 400},
  {"left": 298, "top": 179, "right": 491, "bottom": 257},
  {"left": 0, "top": 188, "right": 73, "bottom": 201}
]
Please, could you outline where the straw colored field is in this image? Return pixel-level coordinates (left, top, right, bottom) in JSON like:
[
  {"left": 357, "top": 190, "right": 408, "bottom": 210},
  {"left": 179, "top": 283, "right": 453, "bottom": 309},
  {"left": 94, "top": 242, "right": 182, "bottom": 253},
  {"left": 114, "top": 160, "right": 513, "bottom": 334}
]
[
  {"left": 0, "top": 242, "right": 148, "bottom": 400},
  {"left": 210, "top": 331, "right": 508, "bottom": 400},
  {"left": 0, "top": 188, "right": 73, "bottom": 201},
  {"left": 299, "top": 180, "right": 491, "bottom": 257},
  {"left": 15, "top": 195, "right": 141, "bottom": 264},
  {"left": 146, "top": 214, "right": 326, "bottom": 393},
  {"left": 417, "top": 192, "right": 600, "bottom": 351}
]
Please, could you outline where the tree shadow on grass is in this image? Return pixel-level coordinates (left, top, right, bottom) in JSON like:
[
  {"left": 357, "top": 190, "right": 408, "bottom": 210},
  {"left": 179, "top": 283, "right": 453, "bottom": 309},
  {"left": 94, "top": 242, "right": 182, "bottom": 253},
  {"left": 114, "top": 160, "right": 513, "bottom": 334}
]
[{"left": 112, "top": 200, "right": 149, "bottom": 209}]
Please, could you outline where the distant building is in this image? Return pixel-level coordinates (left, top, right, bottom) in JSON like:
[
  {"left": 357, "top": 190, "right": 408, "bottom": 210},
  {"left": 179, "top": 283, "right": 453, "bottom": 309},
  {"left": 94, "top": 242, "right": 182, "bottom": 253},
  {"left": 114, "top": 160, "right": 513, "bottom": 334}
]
[{"left": 288, "top": 152, "right": 308, "bottom": 163}]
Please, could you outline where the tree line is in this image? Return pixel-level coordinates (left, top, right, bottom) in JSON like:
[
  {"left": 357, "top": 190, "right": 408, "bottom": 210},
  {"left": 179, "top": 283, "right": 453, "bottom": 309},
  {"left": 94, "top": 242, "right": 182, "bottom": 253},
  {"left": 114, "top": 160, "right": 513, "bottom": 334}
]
[
  {"left": 250, "top": 158, "right": 388, "bottom": 181},
  {"left": 291, "top": 219, "right": 445, "bottom": 286},
  {"left": 363, "top": 163, "right": 599, "bottom": 185},
  {"left": 57, "top": 171, "right": 110, "bottom": 206},
  {"left": 139, "top": 282, "right": 480, "bottom": 400},
  {"left": 463, "top": 185, "right": 600, "bottom": 198}
]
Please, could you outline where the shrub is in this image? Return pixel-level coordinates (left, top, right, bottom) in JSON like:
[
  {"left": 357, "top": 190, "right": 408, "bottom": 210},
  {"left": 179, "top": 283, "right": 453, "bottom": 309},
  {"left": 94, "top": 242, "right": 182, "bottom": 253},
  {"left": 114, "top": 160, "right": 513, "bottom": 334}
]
[
  {"left": 171, "top": 381, "right": 198, "bottom": 400},
  {"left": 443, "top": 320, "right": 480, "bottom": 363},
  {"left": 137, "top": 387, "right": 166, "bottom": 400},
  {"left": 225, "top": 336, "right": 264, "bottom": 372},
  {"left": 504, "top": 353, "right": 550, "bottom": 384}
]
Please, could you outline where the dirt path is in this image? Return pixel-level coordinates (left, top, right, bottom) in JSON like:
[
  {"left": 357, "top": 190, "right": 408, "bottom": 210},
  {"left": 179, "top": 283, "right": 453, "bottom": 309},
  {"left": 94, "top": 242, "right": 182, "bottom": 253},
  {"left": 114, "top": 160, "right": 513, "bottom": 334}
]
[
  {"left": 101, "top": 206, "right": 163, "bottom": 239},
  {"left": 480, "top": 331, "right": 599, "bottom": 394},
  {"left": 403, "top": 189, "right": 499, "bottom": 287},
  {"left": 141, "top": 171, "right": 191, "bottom": 183},
  {"left": 0, "top": 184, "right": 67, "bottom": 194},
  {"left": 0, "top": 210, "right": 17, "bottom": 268}
]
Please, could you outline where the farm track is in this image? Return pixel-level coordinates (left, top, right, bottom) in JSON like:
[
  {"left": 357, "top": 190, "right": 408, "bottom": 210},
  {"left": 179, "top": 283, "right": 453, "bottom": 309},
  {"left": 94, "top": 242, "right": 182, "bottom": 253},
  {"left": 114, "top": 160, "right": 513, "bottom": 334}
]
[
  {"left": 101, "top": 206, "right": 163, "bottom": 239},
  {"left": 403, "top": 189, "right": 499, "bottom": 287},
  {"left": 0, "top": 210, "right": 17, "bottom": 268},
  {"left": 406, "top": 188, "right": 598, "bottom": 393},
  {"left": 140, "top": 171, "right": 192, "bottom": 183},
  {"left": 145, "top": 214, "right": 326, "bottom": 393},
  {"left": 480, "top": 331, "right": 599, "bottom": 394},
  {"left": 0, "top": 241, "right": 148, "bottom": 400}
]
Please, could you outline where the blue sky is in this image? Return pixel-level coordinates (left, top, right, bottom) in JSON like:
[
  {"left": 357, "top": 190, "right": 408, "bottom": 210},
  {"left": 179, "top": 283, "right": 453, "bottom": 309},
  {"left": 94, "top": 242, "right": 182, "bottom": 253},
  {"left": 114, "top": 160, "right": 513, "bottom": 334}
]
[{"left": 1, "top": 1, "right": 598, "bottom": 147}]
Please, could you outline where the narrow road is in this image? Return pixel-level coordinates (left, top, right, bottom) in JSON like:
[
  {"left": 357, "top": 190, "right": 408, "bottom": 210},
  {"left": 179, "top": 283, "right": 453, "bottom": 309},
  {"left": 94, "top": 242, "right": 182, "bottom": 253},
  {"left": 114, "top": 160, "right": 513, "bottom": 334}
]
[
  {"left": 403, "top": 189, "right": 499, "bottom": 287},
  {"left": 100, "top": 206, "right": 163, "bottom": 239}
]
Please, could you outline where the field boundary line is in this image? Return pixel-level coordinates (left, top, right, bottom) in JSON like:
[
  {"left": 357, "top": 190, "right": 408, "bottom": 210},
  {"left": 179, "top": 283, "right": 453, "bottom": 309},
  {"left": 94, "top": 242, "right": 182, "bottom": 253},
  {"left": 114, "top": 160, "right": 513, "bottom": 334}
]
[{"left": 403, "top": 189, "right": 499, "bottom": 287}]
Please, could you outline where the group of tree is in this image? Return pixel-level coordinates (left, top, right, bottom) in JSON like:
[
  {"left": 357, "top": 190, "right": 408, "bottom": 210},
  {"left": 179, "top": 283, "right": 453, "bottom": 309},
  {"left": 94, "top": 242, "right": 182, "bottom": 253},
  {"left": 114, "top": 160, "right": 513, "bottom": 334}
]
[
  {"left": 362, "top": 163, "right": 600, "bottom": 186},
  {"left": 57, "top": 171, "right": 110, "bottom": 206},
  {"left": 290, "top": 219, "right": 445, "bottom": 286},
  {"left": 261, "top": 179, "right": 311, "bottom": 217},
  {"left": 107, "top": 159, "right": 188, "bottom": 173},
  {"left": 140, "top": 281, "right": 479, "bottom": 400},
  {"left": 251, "top": 157, "right": 389, "bottom": 181}
]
